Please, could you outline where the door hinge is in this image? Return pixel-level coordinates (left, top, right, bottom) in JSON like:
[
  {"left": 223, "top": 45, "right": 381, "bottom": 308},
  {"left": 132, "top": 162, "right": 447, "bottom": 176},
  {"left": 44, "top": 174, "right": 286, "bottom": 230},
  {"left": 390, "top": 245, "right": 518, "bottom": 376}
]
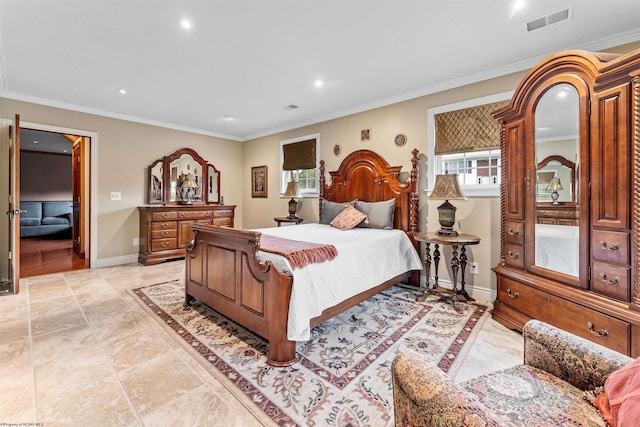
[{"left": 8, "top": 251, "right": 12, "bottom": 260}]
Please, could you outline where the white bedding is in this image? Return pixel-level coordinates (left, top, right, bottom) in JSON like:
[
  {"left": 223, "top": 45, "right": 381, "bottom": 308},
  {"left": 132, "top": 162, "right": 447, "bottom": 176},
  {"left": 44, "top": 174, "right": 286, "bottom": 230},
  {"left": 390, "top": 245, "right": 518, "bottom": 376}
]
[
  {"left": 535, "top": 223, "right": 579, "bottom": 277},
  {"left": 253, "top": 223, "right": 423, "bottom": 341}
]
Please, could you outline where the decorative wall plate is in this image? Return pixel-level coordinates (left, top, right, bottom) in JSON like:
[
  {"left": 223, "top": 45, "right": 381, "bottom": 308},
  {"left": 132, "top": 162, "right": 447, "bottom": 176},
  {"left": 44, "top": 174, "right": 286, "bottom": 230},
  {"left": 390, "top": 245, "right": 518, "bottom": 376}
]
[
  {"left": 394, "top": 134, "right": 407, "bottom": 147},
  {"left": 333, "top": 144, "right": 341, "bottom": 156}
]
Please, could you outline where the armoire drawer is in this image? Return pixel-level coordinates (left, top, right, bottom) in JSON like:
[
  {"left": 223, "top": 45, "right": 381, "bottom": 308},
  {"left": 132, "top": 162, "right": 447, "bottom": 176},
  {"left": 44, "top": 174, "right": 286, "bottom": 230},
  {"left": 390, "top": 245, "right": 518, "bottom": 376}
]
[
  {"left": 591, "top": 261, "right": 630, "bottom": 301},
  {"left": 592, "top": 230, "right": 629, "bottom": 265},
  {"left": 497, "top": 278, "right": 630, "bottom": 354},
  {"left": 504, "top": 243, "right": 524, "bottom": 269},
  {"left": 505, "top": 221, "right": 524, "bottom": 245}
]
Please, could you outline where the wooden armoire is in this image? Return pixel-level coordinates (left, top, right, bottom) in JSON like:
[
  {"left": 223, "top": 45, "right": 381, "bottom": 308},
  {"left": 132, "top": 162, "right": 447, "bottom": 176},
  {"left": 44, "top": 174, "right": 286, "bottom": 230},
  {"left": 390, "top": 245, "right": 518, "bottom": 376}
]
[{"left": 492, "top": 49, "right": 640, "bottom": 357}]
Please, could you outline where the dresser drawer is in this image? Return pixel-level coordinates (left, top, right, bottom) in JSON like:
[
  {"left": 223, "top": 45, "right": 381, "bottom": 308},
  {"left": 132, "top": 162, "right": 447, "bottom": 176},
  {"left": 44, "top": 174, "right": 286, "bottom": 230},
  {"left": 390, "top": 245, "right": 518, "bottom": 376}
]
[
  {"left": 151, "top": 238, "right": 177, "bottom": 251},
  {"left": 213, "top": 209, "right": 234, "bottom": 218},
  {"left": 505, "top": 221, "right": 524, "bottom": 245},
  {"left": 178, "top": 210, "right": 213, "bottom": 219},
  {"left": 504, "top": 243, "right": 524, "bottom": 269},
  {"left": 592, "top": 230, "right": 629, "bottom": 265},
  {"left": 151, "top": 221, "right": 177, "bottom": 231},
  {"left": 152, "top": 211, "right": 177, "bottom": 221},
  {"left": 151, "top": 229, "right": 177, "bottom": 240},
  {"left": 212, "top": 218, "right": 233, "bottom": 226},
  {"left": 591, "top": 261, "right": 630, "bottom": 301}
]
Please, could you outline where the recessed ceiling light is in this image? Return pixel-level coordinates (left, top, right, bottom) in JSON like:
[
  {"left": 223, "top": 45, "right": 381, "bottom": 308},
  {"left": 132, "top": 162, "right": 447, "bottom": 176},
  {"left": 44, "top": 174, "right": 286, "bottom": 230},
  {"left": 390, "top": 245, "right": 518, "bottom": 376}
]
[
  {"left": 179, "top": 18, "right": 192, "bottom": 30},
  {"left": 508, "top": 0, "right": 526, "bottom": 18},
  {"left": 313, "top": 79, "right": 324, "bottom": 88},
  {"left": 223, "top": 115, "right": 236, "bottom": 121},
  {"left": 32, "top": 140, "right": 38, "bottom": 144},
  {"left": 118, "top": 88, "right": 127, "bottom": 95}
]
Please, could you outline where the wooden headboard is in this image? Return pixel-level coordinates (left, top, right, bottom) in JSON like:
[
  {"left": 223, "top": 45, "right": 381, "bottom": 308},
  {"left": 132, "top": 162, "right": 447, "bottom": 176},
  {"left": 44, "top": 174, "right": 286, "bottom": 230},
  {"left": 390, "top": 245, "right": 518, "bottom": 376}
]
[{"left": 319, "top": 149, "right": 419, "bottom": 233}]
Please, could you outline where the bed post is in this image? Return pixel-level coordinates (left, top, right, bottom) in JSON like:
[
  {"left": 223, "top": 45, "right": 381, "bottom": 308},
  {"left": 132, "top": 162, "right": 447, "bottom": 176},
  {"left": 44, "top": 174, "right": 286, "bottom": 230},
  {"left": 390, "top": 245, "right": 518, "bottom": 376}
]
[
  {"left": 410, "top": 148, "right": 419, "bottom": 232},
  {"left": 319, "top": 159, "right": 325, "bottom": 220}
]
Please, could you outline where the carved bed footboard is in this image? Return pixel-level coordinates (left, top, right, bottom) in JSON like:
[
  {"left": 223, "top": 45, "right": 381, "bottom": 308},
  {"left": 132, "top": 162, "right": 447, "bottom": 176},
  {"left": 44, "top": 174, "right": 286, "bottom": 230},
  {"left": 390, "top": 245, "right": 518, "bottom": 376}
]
[{"left": 185, "top": 225, "right": 297, "bottom": 366}]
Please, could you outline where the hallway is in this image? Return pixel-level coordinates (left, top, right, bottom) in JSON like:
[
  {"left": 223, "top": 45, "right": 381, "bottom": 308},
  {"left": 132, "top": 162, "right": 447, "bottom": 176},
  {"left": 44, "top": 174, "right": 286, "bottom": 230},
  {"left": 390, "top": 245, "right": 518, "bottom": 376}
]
[{"left": 20, "top": 237, "right": 88, "bottom": 277}]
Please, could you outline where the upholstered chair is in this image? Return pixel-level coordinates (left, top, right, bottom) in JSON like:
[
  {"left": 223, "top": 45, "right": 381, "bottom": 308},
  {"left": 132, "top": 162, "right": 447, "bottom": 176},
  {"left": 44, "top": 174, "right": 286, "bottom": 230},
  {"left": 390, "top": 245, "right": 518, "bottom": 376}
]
[{"left": 392, "top": 319, "right": 633, "bottom": 426}]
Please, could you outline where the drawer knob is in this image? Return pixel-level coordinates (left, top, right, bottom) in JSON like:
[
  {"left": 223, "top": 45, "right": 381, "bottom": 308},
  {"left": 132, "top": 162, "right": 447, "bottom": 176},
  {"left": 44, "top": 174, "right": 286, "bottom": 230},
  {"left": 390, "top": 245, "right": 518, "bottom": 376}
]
[
  {"left": 506, "top": 288, "right": 519, "bottom": 299},
  {"left": 599, "top": 241, "right": 620, "bottom": 251},
  {"left": 161, "top": 223, "right": 169, "bottom": 229},
  {"left": 160, "top": 242, "right": 168, "bottom": 248},
  {"left": 599, "top": 272, "right": 620, "bottom": 286},
  {"left": 507, "top": 228, "right": 519, "bottom": 236},
  {"left": 508, "top": 251, "right": 519, "bottom": 259},
  {"left": 161, "top": 231, "right": 169, "bottom": 237},
  {"left": 162, "top": 213, "right": 169, "bottom": 218},
  {"left": 587, "top": 322, "right": 609, "bottom": 337}
]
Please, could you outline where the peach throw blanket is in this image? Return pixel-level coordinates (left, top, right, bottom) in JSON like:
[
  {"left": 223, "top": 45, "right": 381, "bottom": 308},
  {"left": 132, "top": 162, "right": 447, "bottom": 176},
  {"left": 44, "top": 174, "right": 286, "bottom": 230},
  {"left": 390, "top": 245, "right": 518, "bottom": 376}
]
[{"left": 259, "top": 234, "right": 338, "bottom": 269}]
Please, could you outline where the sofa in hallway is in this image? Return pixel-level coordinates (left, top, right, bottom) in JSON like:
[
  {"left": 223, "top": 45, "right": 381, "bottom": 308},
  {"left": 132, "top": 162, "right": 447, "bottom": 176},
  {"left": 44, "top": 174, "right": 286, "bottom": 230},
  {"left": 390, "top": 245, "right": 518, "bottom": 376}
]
[
  {"left": 392, "top": 319, "right": 634, "bottom": 426},
  {"left": 19, "top": 201, "right": 72, "bottom": 238}
]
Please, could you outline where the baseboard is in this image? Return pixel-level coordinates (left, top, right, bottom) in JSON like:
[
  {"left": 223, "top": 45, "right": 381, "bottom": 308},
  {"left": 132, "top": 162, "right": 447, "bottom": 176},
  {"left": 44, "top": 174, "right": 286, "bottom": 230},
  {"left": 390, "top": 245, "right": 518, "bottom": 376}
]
[{"left": 94, "top": 254, "right": 139, "bottom": 268}]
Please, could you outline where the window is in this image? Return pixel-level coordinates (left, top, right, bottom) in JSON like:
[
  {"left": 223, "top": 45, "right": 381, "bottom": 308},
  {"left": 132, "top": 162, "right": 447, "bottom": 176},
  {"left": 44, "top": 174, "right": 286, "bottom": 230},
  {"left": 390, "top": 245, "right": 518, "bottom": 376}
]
[
  {"left": 442, "top": 150, "right": 501, "bottom": 185},
  {"left": 427, "top": 92, "right": 513, "bottom": 197},
  {"left": 280, "top": 133, "right": 320, "bottom": 197}
]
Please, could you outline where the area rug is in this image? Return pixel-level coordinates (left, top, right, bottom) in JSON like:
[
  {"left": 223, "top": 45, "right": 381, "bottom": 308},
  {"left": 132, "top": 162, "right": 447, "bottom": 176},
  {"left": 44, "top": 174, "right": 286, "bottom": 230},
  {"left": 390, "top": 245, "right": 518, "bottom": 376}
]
[{"left": 131, "top": 280, "right": 488, "bottom": 427}]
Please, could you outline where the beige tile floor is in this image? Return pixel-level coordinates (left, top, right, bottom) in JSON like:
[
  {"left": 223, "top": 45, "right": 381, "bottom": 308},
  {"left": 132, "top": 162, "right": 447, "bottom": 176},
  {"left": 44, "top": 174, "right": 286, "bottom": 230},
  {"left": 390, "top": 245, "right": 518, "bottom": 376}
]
[{"left": 0, "top": 261, "right": 523, "bottom": 426}]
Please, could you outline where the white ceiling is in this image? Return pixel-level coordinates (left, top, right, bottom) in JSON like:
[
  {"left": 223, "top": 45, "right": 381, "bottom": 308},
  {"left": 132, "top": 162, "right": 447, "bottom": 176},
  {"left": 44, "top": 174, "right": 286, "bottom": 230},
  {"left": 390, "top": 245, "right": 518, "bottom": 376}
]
[{"left": 1, "top": 1, "right": 639, "bottom": 142}]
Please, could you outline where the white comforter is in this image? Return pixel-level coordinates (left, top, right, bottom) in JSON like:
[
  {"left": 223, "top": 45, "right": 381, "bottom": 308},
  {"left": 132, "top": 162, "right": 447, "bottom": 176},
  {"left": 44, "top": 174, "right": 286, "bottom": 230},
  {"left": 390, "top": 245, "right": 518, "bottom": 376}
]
[{"left": 253, "top": 223, "right": 423, "bottom": 341}]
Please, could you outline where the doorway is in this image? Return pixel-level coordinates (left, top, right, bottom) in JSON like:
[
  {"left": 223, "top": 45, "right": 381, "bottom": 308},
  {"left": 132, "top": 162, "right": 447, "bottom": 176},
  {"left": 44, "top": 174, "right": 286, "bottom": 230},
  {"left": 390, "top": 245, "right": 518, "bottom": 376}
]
[{"left": 19, "top": 126, "right": 91, "bottom": 277}]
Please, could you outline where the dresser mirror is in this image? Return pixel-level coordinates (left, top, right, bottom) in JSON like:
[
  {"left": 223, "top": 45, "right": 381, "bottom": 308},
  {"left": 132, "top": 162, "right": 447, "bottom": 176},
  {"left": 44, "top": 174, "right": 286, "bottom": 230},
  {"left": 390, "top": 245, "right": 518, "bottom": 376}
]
[
  {"left": 146, "top": 148, "right": 221, "bottom": 205},
  {"left": 533, "top": 83, "right": 580, "bottom": 278}
]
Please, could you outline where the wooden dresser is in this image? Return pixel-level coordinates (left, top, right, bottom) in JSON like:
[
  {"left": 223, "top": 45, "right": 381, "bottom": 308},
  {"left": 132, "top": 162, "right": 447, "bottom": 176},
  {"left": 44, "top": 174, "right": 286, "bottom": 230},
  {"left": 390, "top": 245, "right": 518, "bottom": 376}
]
[
  {"left": 138, "top": 205, "right": 235, "bottom": 265},
  {"left": 492, "top": 49, "right": 640, "bottom": 357}
]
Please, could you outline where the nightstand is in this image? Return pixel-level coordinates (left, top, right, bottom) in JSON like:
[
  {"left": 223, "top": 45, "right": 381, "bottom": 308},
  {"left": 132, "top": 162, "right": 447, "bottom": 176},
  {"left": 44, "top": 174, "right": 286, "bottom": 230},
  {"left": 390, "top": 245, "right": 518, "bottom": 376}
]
[{"left": 274, "top": 217, "right": 303, "bottom": 227}]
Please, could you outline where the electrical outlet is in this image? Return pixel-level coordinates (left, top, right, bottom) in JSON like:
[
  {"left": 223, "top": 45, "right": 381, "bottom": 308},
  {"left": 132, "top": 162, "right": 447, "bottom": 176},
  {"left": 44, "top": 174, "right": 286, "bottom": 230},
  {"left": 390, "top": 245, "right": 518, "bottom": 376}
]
[
  {"left": 133, "top": 238, "right": 139, "bottom": 246},
  {"left": 110, "top": 191, "right": 121, "bottom": 201},
  {"left": 469, "top": 262, "right": 479, "bottom": 275}
]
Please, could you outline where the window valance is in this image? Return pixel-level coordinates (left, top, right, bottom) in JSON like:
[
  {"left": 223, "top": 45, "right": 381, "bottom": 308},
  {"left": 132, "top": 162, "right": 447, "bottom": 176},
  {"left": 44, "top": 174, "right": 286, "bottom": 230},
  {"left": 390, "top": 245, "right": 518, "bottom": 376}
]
[{"left": 282, "top": 138, "right": 317, "bottom": 170}]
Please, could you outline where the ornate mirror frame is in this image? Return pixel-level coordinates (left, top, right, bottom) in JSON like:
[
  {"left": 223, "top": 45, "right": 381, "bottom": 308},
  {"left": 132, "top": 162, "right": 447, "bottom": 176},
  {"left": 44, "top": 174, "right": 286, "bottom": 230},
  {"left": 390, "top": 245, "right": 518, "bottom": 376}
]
[{"left": 146, "top": 147, "right": 221, "bottom": 205}]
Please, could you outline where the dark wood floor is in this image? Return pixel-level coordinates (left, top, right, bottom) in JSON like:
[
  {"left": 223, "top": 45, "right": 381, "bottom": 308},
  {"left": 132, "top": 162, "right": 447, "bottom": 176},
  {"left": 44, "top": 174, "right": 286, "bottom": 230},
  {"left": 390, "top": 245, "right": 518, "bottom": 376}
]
[{"left": 20, "top": 237, "right": 88, "bottom": 278}]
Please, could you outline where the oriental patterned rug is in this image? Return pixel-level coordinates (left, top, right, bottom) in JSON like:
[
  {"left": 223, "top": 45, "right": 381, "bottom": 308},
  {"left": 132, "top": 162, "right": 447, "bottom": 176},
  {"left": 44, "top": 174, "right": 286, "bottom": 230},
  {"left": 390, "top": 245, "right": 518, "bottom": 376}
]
[{"left": 130, "top": 280, "right": 488, "bottom": 427}]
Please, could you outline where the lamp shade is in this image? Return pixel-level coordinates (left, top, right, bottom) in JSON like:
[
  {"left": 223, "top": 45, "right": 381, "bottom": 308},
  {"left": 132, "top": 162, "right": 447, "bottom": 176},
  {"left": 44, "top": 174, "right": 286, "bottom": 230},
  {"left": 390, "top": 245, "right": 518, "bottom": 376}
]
[
  {"left": 180, "top": 173, "right": 197, "bottom": 189},
  {"left": 429, "top": 174, "right": 467, "bottom": 200},
  {"left": 283, "top": 180, "right": 302, "bottom": 198},
  {"left": 546, "top": 177, "right": 563, "bottom": 191}
]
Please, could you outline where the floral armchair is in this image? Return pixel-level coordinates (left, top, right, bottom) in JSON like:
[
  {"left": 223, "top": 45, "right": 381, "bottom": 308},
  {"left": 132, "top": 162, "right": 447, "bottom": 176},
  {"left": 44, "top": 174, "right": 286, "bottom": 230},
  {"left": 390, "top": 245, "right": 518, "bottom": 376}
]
[{"left": 392, "top": 319, "right": 633, "bottom": 426}]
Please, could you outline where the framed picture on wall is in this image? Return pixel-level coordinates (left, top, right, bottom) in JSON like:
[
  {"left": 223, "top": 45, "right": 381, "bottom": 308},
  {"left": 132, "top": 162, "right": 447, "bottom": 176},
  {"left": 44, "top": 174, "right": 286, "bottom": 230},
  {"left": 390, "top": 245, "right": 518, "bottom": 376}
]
[
  {"left": 251, "top": 165, "right": 268, "bottom": 198},
  {"left": 361, "top": 128, "right": 371, "bottom": 142}
]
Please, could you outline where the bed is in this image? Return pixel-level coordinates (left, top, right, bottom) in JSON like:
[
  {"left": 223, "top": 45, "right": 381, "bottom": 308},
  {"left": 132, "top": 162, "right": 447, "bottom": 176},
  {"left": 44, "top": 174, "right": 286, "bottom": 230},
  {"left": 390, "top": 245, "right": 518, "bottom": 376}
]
[{"left": 184, "top": 149, "right": 422, "bottom": 366}]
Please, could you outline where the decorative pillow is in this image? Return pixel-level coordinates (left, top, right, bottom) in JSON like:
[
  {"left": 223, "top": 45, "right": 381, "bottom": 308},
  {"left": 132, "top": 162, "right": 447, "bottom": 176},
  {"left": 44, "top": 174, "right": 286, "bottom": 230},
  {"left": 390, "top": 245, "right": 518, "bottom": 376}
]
[
  {"left": 591, "top": 357, "right": 640, "bottom": 427},
  {"left": 330, "top": 205, "right": 367, "bottom": 230},
  {"left": 320, "top": 199, "right": 356, "bottom": 225},
  {"left": 354, "top": 199, "right": 396, "bottom": 229}
]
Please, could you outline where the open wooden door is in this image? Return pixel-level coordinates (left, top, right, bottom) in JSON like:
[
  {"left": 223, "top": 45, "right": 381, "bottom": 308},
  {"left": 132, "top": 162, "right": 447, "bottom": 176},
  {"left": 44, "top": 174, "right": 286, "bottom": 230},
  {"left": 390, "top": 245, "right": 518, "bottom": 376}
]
[{"left": 1, "top": 114, "right": 21, "bottom": 293}]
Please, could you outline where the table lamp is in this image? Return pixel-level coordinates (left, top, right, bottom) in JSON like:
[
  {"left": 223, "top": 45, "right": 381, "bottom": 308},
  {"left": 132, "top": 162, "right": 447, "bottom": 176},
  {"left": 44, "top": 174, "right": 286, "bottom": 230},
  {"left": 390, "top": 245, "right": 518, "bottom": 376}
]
[
  {"left": 179, "top": 173, "right": 198, "bottom": 204},
  {"left": 547, "top": 177, "right": 563, "bottom": 205},
  {"left": 283, "top": 180, "right": 302, "bottom": 218},
  {"left": 429, "top": 174, "right": 467, "bottom": 236}
]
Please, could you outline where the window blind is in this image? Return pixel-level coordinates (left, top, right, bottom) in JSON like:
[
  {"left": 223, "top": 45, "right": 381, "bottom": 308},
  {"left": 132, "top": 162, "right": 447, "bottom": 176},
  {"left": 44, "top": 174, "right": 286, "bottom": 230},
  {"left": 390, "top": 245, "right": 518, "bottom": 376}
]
[
  {"left": 282, "top": 138, "right": 317, "bottom": 170},
  {"left": 434, "top": 100, "right": 508, "bottom": 155}
]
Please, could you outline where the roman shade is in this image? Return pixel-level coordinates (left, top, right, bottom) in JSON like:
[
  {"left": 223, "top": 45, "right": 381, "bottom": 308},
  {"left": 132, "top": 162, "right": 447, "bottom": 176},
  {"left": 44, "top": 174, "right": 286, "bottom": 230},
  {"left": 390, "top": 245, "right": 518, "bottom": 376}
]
[
  {"left": 434, "top": 101, "right": 508, "bottom": 155},
  {"left": 282, "top": 138, "right": 317, "bottom": 170}
]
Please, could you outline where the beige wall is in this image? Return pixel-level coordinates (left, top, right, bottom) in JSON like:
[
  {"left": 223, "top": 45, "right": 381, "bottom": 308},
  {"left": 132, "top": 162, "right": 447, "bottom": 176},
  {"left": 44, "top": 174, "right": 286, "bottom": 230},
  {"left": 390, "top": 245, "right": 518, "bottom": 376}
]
[{"left": 0, "top": 99, "right": 243, "bottom": 264}]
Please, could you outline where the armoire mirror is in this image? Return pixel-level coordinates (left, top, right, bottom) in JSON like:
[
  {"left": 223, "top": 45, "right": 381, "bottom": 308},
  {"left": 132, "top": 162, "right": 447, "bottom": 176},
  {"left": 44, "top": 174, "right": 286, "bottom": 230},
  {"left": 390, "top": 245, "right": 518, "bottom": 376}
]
[
  {"left": 147, "top": 147, "right": 221, "bottom": 205},
  {"left": 533, "top": 83, "right": 580, "bottom": 277}
]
